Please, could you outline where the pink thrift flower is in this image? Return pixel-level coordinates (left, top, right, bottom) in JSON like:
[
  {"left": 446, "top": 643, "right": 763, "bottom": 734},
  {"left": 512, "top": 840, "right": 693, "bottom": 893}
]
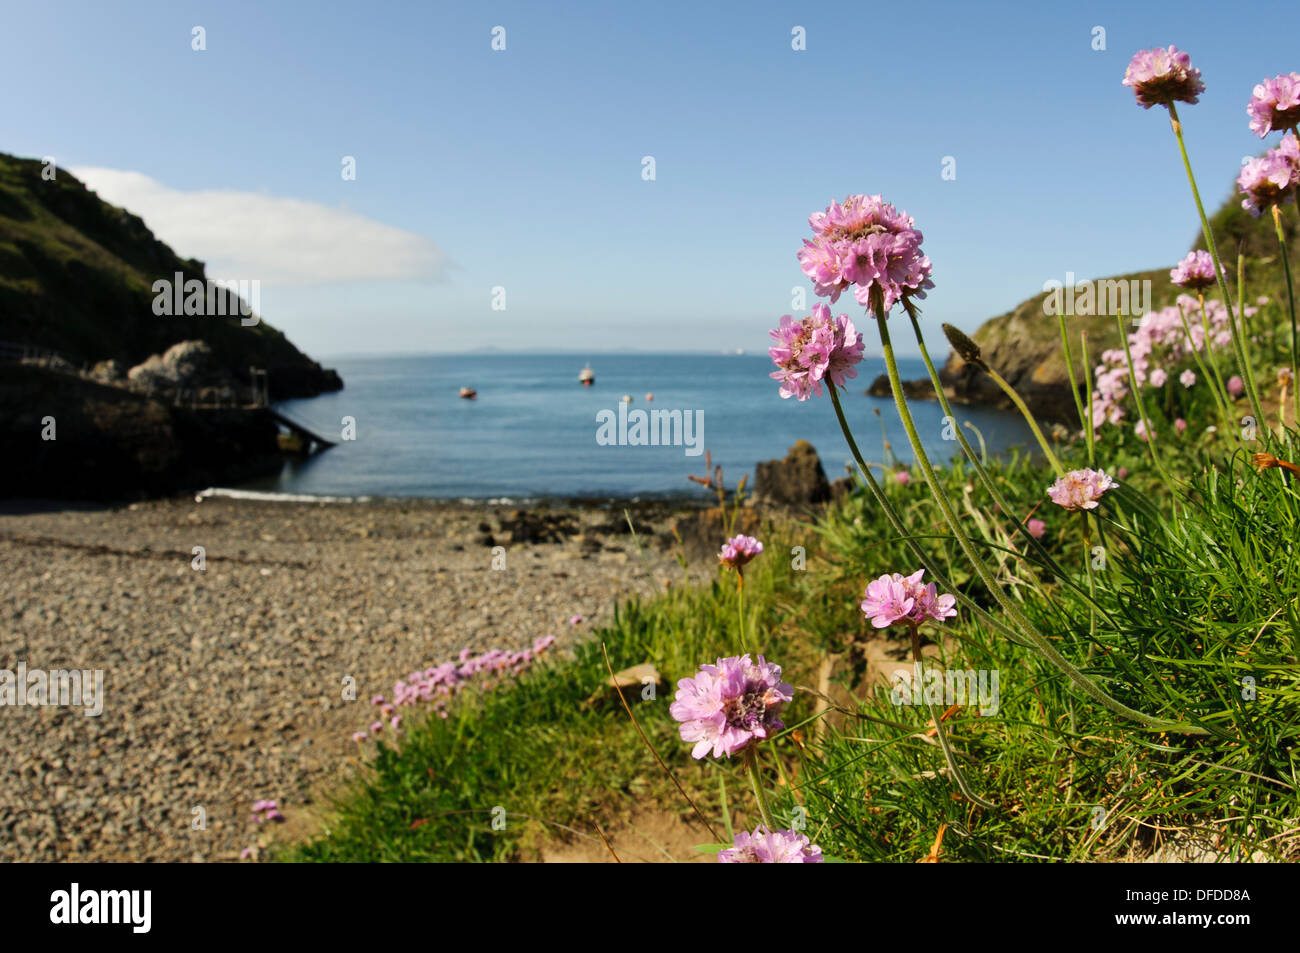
[
  {"left": 894, "top": 470, "right": 911, "bottom": 486},
  {"left": 1122, "top": 46, "right": 1205, "bottom": 110},
  {"left": 533, "top": 634, "right": 557, "bottom": 654},
  {"left": 718, "top": 534, "right": 763, "bottom": 571},
  {"left": 798, "top": 194, "right": 933, "bottom": 315},
  {"left": 1279, "top": 367, "right": 1295, "bottom": 386},
  {"left": 370, "top": 695, "right": 385, "bottom": 706},
  {"left": 1134, "top": 419, "right": 1151, "bottom": 442},
  {"left": 860, "top": 573, "right": 914, "bottom": 628},
  {"left": 1117, "top": 467, "right": 1128, "bottom": 480},
  {"left": 567, "top": 614, "right": 584, "bottom": 625},
  {"left": 266, "top": 810, "right": 285, "bottom": 823},
  {"left": 240, "top": 847, "right": 255, "bottom": 860},
  {"left": 768, "top": 304, "right": 864, "bottom": 400},
  {"left": 1169, "top": 250, "right": 1221, "bottom": 291},
  {"left": 351, "top": 731, "right": 367, "bottom": 743},
  {"left": 1047, "top": 468, "right": 1118, "bottom": 512},
  {"left": 1026, "top": 518, "right": 1046, "bottom": 540},
  {"left": 1228, "top": 375, "right": 1245, "bottom": 397},
  {"left": 669, "top": 655, "right": 792, "bottom": 759},
  {"left": 860, "top": 569, "right": 955, "bottom": 628},
  {"left": 1180, "top": 369, "right": 1196, "bottom": 388},
  {"left": 1248, "top": 73, "right": 1300, "bottom": 137},
  {"left": 1149, "top": 367, "right": 1168, "bottom": 388},
  {"left": 1259, "top": 296, "right": 1271, "bottom": 306},
  {"left": 369, "top": 721, "right": 384, "bottom": 734},
  {"left": 718, "top": 827, "right": 823, "bottom": 863},
  {"left": 1174, "top": 418, "right": 1188, "bottom": 434},
  {"left": 1237, "top": 150, "right": 1297, "bottom": 217},
  {"left": 252, "top": 800, "right": 272, "bottom": 813}
]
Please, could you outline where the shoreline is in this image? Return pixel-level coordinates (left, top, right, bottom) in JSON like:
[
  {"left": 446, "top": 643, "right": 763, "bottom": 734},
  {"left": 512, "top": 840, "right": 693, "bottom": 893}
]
[{"left": 0, "top": 495, "right": 712, "bottom": 861}]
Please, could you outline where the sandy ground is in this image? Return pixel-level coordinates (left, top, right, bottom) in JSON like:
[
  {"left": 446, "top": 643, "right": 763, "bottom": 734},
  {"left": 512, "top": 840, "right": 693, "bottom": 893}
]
[{"left": 0, "top": 495, "right": 697, "bottom": 862}]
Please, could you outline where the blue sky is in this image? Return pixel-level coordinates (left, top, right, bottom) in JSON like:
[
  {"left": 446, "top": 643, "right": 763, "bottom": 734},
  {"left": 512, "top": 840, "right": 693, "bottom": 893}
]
[{"left": 3, "top": 0, "right": 1298, "bottom": 360}]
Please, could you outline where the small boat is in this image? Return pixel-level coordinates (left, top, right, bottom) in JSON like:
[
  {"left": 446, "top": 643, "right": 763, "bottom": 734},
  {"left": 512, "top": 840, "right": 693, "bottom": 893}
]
[
  {"left": 644, "top": 393, "right": 654, "bottom": 402},
  {"left": 620, "top": 394, "right": 633, "bottom": 404},
  {"left": 458, "top": 386, "right": 477, "bottom": 399},
  {"left": 578, "top": 364, "right": 595, "bottom": 386}
]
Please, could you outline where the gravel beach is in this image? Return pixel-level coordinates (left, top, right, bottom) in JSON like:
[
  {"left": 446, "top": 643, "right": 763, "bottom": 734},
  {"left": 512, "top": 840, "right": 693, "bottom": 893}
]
[{"left": 0, "top": 496, "right": 700, "bottom": 862}]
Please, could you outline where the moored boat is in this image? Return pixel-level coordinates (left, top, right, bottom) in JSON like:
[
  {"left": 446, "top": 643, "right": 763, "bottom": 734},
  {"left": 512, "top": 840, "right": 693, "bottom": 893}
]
[
  {"left": 458, "top": 386, "right": 477, "bottom": 399},
  {"left": 578, "top": 364, "right": 595, "bottom": 386}
]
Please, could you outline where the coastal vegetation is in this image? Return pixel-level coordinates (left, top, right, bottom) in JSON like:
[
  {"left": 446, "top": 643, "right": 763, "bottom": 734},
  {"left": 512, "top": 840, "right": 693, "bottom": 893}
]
[{"left": 281, "top": 49, "right": 1300, "bottom": 863}]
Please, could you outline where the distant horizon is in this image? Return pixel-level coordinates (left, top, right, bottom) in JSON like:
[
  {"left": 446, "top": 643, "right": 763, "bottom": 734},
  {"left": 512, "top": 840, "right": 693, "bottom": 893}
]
[{"left": 312, "top": 348, "right": 939, "bottom": 362}]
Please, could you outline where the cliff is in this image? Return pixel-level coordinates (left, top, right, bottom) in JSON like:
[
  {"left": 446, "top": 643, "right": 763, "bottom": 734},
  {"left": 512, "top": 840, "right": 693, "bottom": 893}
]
[
  {"left": 0, "top": 153, "right": 341, "bottom": 400},
  {"left": 0, "top": 152, "right": 344, "bottom": 499}
]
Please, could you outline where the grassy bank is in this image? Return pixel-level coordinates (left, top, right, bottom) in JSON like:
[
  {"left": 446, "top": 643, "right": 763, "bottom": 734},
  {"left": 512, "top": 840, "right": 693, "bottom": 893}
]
[{"left": 281, "top": 386, "right": 1299, "bottom": 861}]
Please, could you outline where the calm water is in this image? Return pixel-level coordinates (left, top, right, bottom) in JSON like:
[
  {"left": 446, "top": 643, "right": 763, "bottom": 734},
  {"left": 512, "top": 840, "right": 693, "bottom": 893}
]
[{"left": 250, "top": 354, "right": 1035, "bottom": 499}]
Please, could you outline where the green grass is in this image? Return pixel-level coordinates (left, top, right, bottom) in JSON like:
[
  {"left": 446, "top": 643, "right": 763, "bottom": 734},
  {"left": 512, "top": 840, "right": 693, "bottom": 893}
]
[
  {"left": 281, "top": 531, "right": 821, "bottom": 862},
  {"left": 282, "top": 296, "right": 1300, "bottom": 865},
  {"left": 282, "top": 427, "right": 1299, "bottom": 861}
]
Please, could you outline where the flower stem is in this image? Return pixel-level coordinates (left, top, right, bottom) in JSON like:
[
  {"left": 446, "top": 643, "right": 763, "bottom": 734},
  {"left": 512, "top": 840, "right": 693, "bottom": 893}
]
[
  {"left": 744, "top": 746, "right": 776, "bottom": 831},
  {"left": 1174, "top": 300, "right": 1232, "bottom": 432},
  {"left": 1272, "top": 204, "right": 1300, "bottom": 429},
  {"left": 905, "top": 305, "right": 1084, "bottom": 596},
  {"left": 1081, "top": 331, "right": 1096, "bottom": 467},
  {"left": 736, "top": 573, "right": 749, "bottom": 654},
  {"left": 1058, "top": 312, "right": 1088, "bottom": 440},
  {"left": 1081, "top": 511, "right": 1099, "bottom": 649},
  {"left": 828, "top": 384, "right": 1031, "bottom": 648},
  {"left": 980, "top": 363, "right": 1065, "bottom": 477},
  {"left": 1114, "top": 313, "right": 1177, "bottom": 495},
  {"left": 1168, "top": 103, "right": 1265, "bottom": 426},
  {"left": 909, "top": 620, "right": 997, "bottom": 810},
  {"left": 1196, "top": 293, "right": 1232, "bottom": 418},
  {"left": 874, "top": 307, "right": 1199, "bottom": 733}
]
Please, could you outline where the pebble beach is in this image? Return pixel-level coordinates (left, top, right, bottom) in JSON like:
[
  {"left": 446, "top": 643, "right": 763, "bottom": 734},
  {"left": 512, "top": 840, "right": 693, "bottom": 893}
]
[{"left": 0, "top": 496, "right": 698, "bottom": 862}]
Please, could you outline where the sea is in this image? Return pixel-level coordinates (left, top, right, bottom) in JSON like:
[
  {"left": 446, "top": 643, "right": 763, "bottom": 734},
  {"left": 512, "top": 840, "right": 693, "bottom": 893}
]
[{"left": 245, "top": 354, "right": 1036, "bottom": 500}]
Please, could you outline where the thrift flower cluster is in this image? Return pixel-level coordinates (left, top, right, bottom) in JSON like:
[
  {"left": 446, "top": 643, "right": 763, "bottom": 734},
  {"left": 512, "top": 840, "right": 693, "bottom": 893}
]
[
  {"left": 1091, "top": 294, "right": 1233, "bottom": 428},
  {"left": 1237, "top": 133, "right": 1300, "bottom": 216},
  {"left": 718, "top": 534, "right": 764, "bottom": 570},
  {"left": 860, "top": 569, "right": 957, "bottom": 629},
  {"left": 1248, "top": 72, "right": 1300, "bottom": 137},
  {"left": 670, "top": 654, "right": 792, "bottom": 760},
  {"left": 251, "top": 800, "right": 284, "bottom": 824},
  {"left": 768, "top": 303, "right": 864, "bottom": 401},
  {"left": 673, "top": 535, "right": 824, "bottom": 861},
  {"left": 353, "top": 635, "right": 558, "bottom": 743},
  {"left": 1122, "top": 46, "right": 1204, "bottom": 109},
  {"left": 1047, "top": 468, "right": 1118, "bottom": 512},
  {"left": 718, "top": 827, "right": 823, "bottom": 863},
  {"left": 1169, "top": 250, "right": 1223, "bottom": 291},
  {"left": 797, "top": 194, "right": 933, "bottom": 314}
]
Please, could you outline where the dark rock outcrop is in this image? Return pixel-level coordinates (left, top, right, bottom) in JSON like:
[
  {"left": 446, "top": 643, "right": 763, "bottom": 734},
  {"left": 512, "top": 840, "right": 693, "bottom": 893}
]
[
  {"left": 127, "top": 340, "right": 232, "bottom": 395},
  {"left": 0, "top": 364, "right": 282, "bottom": 500},
  {"left": 498, "top": 509, "right": 579, "bottom": 544},
  {"left": 753, "top": 440, "right": 830, "bottom": 507},
  {"left": 866, "top": 373, "right": 936, "bottom": 401}
]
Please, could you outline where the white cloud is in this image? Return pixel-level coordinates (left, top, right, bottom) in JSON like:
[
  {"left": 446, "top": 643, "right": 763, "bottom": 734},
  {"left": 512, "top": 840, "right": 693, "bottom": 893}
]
[{"left": 68, "top": 167, "right": 450, "bottom": 286}]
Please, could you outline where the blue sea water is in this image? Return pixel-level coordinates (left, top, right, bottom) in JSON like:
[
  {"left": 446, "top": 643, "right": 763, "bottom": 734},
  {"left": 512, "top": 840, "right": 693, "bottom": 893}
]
[{"left": 251, "top": 354, "right": 1036, "bottom": 499}]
